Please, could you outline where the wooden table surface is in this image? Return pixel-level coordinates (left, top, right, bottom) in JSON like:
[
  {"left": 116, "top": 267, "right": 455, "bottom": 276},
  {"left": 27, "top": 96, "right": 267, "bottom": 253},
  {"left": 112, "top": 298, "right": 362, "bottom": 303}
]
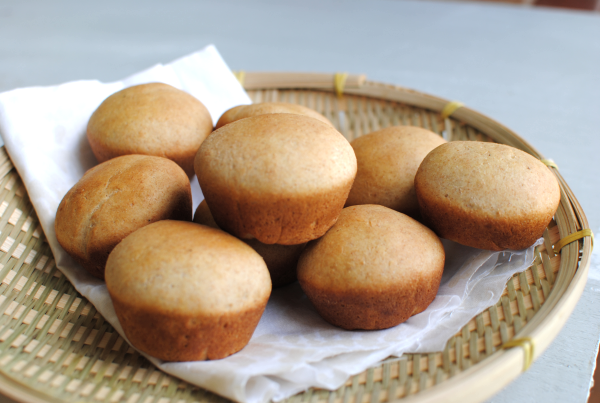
[{"left": 1, "top": 0, "right": 599, "bottom": 402}]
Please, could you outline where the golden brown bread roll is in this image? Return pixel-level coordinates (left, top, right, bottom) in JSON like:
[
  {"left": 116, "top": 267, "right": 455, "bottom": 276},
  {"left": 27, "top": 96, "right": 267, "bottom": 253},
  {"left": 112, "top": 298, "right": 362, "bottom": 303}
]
[
  {"left": 345, "top": 126, "right": 446, "bottom": 218},
  {"left": 194, "top": 200, "right": 305, "bottom": 287},
  {"left": 55, "top": 155, "right": 192, "bottom": 279},
  {"left": 87, "top": 83, "right": 213, "bottom": 177},
  {"left": 297, "top": 205, "right": 445, "bottom": 330},
  {"left": 195, "top": 113, "right": 357, "bottom": 245},
  {"left": 216, "top": 102, "right": 333, "bottom": 129},
  {"left": 106, "top": 220, "right": 271, "bottom": 361},
  {"left": 414, "top": 141, "right": 561, "bottom": 250}
]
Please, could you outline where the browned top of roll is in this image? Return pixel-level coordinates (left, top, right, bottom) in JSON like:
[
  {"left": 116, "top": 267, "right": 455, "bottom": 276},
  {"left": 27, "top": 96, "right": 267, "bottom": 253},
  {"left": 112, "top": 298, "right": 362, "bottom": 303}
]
[
  {"left": 215, "top": 102, "right": 333, "bottom": 129},
  {"left": 55, "top": 154, "right": 192, "bottom": 278},
  {"left": 298, "top": 205, "right": 444, "bottom": 292},
  {"left": 195, "top": 113, "right": 356, "bottom": 196},
  {"left": 106, "top": 220, "right": 271, "bottom": 315},
  {"left": 87, "top": 82, "right": 213, "bottom": 176},
  {"left": 415, "top": 142, "right": 560, "bottom": 221},
  {"left": 346, "top": 126, "right": 446, "bottom": 216}
]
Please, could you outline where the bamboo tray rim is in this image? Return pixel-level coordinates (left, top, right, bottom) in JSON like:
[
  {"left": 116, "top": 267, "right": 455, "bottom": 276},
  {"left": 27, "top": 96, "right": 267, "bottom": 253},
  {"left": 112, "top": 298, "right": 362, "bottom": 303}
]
[
  {"left": 240, "top": 71, "right": 593, "bottom": 402},
  {"left": 0, "top": 71, "right": 593, "bottom": 403}
]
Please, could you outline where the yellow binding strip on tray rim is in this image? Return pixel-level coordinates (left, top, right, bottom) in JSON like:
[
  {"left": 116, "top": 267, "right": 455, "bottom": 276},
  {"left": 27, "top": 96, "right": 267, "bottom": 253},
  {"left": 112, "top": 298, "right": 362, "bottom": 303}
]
[
  {"left": 554, "top": 229, "right": 594, "bottom": 254},
  {"left": 441, "top": 101, "right": 464, "bottom": 119},
  {"left": 334, "top": 72, "right": 349, "bottom": 97},
  {"left": 541, "top": 159, "right": 559, "bottom": 169},
  {"left": 233, "top": 70, "right": 246, "bottom": 87},
  {"left": 502, "top": 337, "right": 534, "bottom": 372}
]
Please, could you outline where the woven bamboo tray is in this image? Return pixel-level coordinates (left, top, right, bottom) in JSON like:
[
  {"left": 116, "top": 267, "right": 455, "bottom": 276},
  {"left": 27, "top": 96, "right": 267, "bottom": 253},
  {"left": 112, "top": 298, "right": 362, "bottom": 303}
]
[{"left": 0, "top": 72, "right": 593, "bottom": 403}]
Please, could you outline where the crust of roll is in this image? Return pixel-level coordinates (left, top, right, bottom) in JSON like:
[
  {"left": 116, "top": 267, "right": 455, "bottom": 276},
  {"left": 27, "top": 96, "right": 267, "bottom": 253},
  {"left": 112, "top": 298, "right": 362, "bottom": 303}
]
[
  {"left": 195, "top": 113, "right": 357, "bottom": 245},
  {"left": 55, "top": 155, "right": 192, "bottom": 279},
  {"left": 87, "top": 82, "right": 213, "bottom": 177},
  {"left": 415, "top": 142, "right": 561, "bottom": 250},
  {"left": 298, "top": 205, "right": 445, "bottom": 330}
]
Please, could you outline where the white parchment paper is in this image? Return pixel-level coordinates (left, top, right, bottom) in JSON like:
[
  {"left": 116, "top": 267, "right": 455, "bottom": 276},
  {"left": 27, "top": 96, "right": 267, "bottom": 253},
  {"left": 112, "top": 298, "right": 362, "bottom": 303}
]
[{"left": 0, "top": 45, "right": 541, "bottom": 403}]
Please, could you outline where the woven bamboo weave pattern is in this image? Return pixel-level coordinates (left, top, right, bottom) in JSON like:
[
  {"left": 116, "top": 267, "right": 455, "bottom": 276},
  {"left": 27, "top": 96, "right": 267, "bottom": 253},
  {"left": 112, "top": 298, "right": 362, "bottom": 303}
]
[{"left": 0, "top": 80, "right": 586, "bottom": 403}]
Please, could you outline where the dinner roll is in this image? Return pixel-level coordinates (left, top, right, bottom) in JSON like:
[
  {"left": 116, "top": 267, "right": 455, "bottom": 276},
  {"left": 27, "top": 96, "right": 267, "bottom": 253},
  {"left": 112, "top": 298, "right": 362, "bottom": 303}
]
[
  {"left": 87, "top": 83, "right": 213, "bottom": 177},
  {"left": 345, "top": 126, "right": 446, "bottom": 217},
  {"left": 195, "top": 113, "right": 357, "bottom": 245},
  {"left": 215, "top": 102, "right": 333, "bottom": 129},
  {"left": 106, "top": 220, "right": 271, "bottom": 361},
  {"left": 55, "top": 155, "right": 192, "bottom": 279},
  {"left": 415, "top": 141, "right": 561, "bottom": 251},
  {"left": 194, "top": 200, "right": 305, "bottom": 287},
  {"left": 297, "top": 205, "right": 445, "bottom": 330}
]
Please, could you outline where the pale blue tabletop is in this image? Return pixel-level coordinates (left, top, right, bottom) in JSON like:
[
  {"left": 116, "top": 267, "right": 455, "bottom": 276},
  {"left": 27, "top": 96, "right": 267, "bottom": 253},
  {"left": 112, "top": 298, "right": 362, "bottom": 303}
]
[{"left": 1, "top": 0, "right": 599, "bottom": 402}]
